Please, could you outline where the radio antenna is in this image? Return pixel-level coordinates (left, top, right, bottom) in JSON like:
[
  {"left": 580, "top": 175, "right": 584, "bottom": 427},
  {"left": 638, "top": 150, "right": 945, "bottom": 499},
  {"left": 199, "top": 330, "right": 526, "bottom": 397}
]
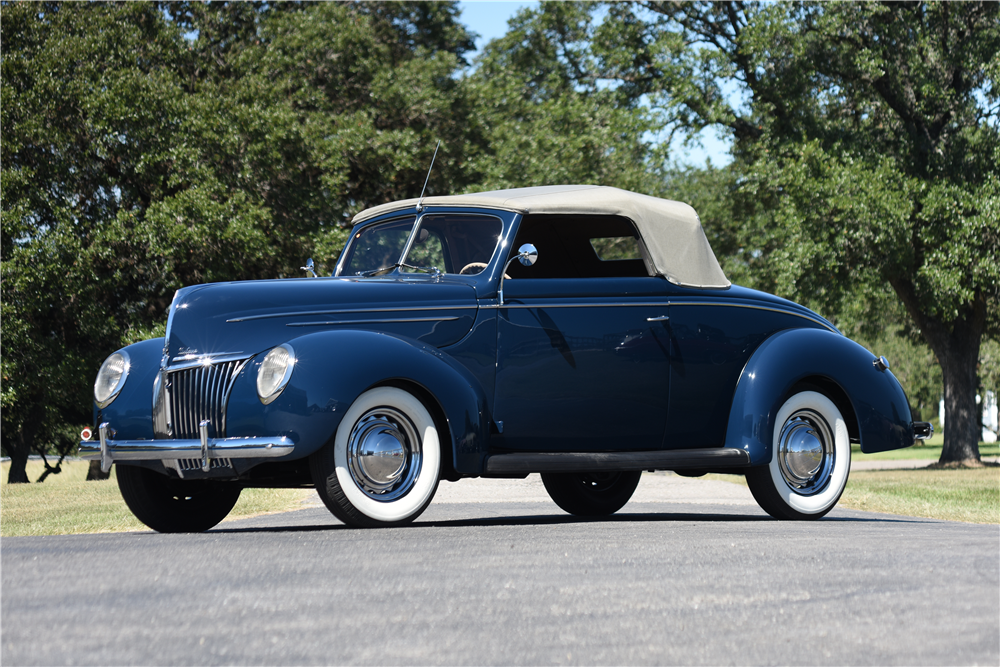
[{"left": 416, "top": 140, "right": 441, "bottom": 212}]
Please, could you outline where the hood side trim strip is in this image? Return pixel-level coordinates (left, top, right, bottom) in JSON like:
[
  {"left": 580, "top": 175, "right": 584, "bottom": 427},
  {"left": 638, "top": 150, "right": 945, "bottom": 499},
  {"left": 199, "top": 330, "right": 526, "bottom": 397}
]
[
  {"left": 287, "top": 316, "right": 460, "bottom": 327},
  {"left": 228, "top": 305, "right": 477, "bottom": 323}
]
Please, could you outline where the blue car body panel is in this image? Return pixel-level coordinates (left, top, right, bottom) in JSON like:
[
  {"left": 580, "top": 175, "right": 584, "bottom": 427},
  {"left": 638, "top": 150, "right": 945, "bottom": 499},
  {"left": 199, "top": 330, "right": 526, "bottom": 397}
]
[
  {"left": 225, "top": 328, "right": 491, "bottom": 474},
  {"left": 94, "top": 338, "right": 163, "bottom": 441},
  {"left": 724, "top": 327, "right": 914, "bottom": 464}
]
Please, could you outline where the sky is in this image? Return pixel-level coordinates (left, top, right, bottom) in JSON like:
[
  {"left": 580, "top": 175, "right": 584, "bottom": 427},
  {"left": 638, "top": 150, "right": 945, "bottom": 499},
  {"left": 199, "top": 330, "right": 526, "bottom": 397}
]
[{"left": 456, "top": 1, "right": 733, "bottom": 168}]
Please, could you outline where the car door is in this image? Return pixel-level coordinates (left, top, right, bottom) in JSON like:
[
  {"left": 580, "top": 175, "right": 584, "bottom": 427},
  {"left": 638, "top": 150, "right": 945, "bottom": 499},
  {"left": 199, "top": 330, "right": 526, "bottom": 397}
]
[{"left": 492, "top": 277, "right": 671, "bottom": 452}]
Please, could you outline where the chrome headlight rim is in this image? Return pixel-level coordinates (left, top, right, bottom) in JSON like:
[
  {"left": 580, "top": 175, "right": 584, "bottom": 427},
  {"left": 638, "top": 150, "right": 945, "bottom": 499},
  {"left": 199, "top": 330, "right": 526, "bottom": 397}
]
[
  {"left": 94, "top": 350, "right": 131, "bottom": 409},
  {"left": 256, "top": 343, "right": 296, "bottom": 405}
]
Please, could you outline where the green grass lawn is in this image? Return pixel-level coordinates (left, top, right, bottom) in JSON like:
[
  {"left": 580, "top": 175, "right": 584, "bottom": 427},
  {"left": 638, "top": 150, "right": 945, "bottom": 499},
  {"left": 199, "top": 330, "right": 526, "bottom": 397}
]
[
  {"left": 710, "top": 460, "right": 999, "bottom": 524},
  {"left": 839, "top": 467, "right": 1000, "bottom": 524},
  {"left": 853, "top": 432, "right": 999, "bottom": 460},
  {"left": 1, "top": 460, "right": 309, "bottom": 537}
]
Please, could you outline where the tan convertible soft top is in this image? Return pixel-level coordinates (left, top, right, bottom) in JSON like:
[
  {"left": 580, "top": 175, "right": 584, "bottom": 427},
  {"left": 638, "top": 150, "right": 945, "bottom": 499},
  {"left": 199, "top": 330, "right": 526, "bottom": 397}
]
[{"left": 352, "top": 185, "right": 731, "bottom": 289}]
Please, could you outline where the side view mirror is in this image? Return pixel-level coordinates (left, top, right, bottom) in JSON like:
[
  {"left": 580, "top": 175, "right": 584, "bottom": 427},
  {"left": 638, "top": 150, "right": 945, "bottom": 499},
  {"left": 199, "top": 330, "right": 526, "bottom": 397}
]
[
  {"left": 514, "top": 243, "right": 538, "bottom": 267},
  {"left": 301, "top": 258, "right": 318, "bottom": 278},
  {"left": 499, "top": 243, "right": 538, "bottom": 305}
]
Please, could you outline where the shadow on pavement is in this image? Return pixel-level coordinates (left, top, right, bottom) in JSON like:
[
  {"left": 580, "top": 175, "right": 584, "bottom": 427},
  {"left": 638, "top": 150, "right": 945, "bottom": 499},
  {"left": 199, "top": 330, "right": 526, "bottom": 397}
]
[{"left": 210, "top": 507, "right": 933, "bottom": 534}]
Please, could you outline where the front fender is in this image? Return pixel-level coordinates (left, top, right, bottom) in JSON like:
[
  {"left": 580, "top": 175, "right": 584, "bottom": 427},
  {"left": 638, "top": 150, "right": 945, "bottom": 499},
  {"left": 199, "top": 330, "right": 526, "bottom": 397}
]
[
  {"left": 226, "top": 330, "right": 491, "bottom": 474},
  {"left": 724, "top": 328, "right": 913, "bottom": 465},
  {"left": 92, "top": 338, "right": 164, "bottom": 440}
]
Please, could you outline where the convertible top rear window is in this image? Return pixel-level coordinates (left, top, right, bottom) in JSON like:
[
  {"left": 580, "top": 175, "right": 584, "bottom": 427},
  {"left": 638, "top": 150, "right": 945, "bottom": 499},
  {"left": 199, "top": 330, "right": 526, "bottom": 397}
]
[{"left": 506, "top": 215, "right": 652, "bottom": 279}]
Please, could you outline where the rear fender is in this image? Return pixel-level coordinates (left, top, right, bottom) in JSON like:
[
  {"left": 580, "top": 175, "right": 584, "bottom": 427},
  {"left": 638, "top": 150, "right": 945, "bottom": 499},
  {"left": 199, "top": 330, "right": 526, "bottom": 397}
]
[
  {"left": 724, "top": 328, "right": 913, "bottom": 465},
  {"left": 226, "top": 330, "right": 492, "bottom": 474}
]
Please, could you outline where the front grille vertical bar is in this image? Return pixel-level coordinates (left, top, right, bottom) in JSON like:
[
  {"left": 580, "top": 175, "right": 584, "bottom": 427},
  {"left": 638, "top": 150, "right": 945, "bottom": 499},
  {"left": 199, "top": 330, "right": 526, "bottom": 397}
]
[
  {"left": 185, "top": 368, "right": 195, "bottom": 437},
  {"left": 208, "top": 364, "right": 223, "bottom": 436},
  {"left": 160, "top": 357, "right": 250, "bottom": 440},
  {"left": 199, "top": 364, "right": 210, "bottom": 435}
]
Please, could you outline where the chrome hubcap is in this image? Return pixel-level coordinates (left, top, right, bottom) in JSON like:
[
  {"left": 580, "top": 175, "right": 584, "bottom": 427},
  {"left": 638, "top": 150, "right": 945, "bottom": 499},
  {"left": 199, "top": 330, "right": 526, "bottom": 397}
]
[
  {"left": 347, "top": 407, "right": 422, "bottom": 502},
  {"left": 776, "top": 408, "right": 834, "bottom": 495}
]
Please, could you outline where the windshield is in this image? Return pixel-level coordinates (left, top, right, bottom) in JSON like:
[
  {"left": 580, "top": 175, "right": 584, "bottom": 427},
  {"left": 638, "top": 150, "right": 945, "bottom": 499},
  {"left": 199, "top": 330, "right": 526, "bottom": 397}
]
[{"left": 340, "top": 213, "right": 503, "bottom": 277}]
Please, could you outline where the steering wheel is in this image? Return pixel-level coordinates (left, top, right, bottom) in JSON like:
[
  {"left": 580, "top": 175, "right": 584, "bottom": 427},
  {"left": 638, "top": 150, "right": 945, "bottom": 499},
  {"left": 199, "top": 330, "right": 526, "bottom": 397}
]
[{"left": 459, "top": 262, "right": 488, "bottom": 275}]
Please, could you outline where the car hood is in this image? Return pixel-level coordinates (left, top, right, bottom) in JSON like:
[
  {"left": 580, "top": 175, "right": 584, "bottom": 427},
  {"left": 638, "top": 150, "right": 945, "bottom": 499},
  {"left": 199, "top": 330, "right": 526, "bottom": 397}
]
[{"left": 163, "top": 277, "right": 479, "bottom": 367}]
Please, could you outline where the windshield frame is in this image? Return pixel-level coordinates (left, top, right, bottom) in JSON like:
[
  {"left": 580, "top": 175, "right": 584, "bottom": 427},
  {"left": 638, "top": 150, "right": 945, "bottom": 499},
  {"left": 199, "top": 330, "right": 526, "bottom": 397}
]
[{"left": 336, "top": 210, "right": 507, "bottom": 279}]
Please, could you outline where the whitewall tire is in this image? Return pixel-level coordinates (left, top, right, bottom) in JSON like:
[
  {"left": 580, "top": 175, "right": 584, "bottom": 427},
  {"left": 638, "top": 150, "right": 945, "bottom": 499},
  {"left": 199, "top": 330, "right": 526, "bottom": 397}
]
[
  {"left": 746, "top": 390, "right": 850, "bottom": 520},
  {"left": 310, "top": 387, "right": 440, "bottom": 527}
]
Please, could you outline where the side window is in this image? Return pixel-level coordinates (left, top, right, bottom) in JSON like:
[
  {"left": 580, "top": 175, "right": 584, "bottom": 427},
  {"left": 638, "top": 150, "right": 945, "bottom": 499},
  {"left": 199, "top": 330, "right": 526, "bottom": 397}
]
[
  {"left": 405, "top": 214, "right": 503, "bottom": 275},
  {"left": 506, "top": 215, "right": 652, "bottom": 279}
]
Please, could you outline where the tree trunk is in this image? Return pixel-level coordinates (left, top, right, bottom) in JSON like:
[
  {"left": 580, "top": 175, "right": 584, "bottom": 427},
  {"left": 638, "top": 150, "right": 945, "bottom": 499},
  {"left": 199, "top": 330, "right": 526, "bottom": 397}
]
[
  {"left": 5, "top": 397, "right": 45, "bottom": 484},
  {"left": 891, "top": 282, "right": 986, "bottom": 466},
  {"left": 939, "top": 344, "right": 983, "bottom": 465},
  {"left": 6, "top": 445, "right": 30, "bottom": 484}
]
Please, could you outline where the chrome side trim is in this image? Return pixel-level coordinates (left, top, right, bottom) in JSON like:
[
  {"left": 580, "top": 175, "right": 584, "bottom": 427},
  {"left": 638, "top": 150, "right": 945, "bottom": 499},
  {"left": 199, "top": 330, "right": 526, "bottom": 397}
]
[
  {"left": 670, "top": 301, "right": 838, "bottom": 332},
  {"left": 227, "top": 305, "right": 477, "bottom": 323},
  {"left": 482, "top": 301, "right": 670, "bottom": 309},
  {"left": 80, "top": 434, "right": 295, "bottom": 463},
  {"left": 485, "top": 299, "right": 837, "bottom": 332},
  {"left": 286, "top": 316, "right": 460, "bottom": 327}
]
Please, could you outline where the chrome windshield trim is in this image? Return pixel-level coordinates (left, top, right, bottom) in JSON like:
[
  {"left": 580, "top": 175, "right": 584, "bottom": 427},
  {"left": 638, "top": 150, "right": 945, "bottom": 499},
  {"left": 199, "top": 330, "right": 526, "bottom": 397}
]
[
  {"left": 287, "top": 316, "right": 460, "bottom": 327},
  {"left": 80, "top": 435, "right": 294, "bottom": 462},
  {"left": 397, "top": 212, "right": 427, "bottom": 269},
  {"left": 227, "top": 305, "right": 477, "bottom": 323}
]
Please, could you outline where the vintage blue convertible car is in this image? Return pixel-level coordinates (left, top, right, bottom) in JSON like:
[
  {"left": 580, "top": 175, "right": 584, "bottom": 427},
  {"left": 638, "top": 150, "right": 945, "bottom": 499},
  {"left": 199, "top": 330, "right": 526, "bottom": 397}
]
[{"left": 81, "top": 185, "right": 932, "bottom": 531}]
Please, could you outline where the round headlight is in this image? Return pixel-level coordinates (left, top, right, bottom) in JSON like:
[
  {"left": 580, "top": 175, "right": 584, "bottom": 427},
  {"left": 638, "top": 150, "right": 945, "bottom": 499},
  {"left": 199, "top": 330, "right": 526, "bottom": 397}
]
[
  {"left": 94, "top": 351, "right": 130, "bottom": 408},
  {"left": 257, "top": 344, "right": 295, "bottom": 405}
]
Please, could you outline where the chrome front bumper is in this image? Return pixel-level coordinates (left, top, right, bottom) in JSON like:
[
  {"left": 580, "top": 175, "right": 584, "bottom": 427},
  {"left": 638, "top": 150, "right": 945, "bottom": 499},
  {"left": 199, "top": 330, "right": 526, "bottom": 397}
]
[
  {"left": 913, "top": 421, "right": 934, "bottom": 441},
  {"left": 79, "top": 422, "right": 295, "bottom": 473}
]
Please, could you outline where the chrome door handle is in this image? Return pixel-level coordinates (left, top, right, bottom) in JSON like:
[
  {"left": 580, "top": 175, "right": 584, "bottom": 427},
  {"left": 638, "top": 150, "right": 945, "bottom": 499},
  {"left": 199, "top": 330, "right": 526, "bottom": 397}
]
[{"left": 646, "top": 315, "right": 670, "bottom": 322}]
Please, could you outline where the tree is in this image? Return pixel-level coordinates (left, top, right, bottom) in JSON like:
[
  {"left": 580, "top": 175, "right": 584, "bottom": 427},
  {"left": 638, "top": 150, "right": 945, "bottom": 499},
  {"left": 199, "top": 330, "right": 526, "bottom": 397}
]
[
  {"left": 523, "top": 1, "right": 999, "bottom": 465},
  {"left": 1, "top": 1, "right": 481, "bottom": 482},
  {"left": 463, "top": 3, "right": 662, "bottom": 194}
]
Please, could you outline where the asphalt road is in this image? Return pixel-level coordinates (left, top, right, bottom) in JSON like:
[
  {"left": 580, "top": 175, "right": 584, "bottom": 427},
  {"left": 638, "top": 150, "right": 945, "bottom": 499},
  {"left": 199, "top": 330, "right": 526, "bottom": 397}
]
[{"left": 2, "top": 474, "right": 998, "bottom": 666}]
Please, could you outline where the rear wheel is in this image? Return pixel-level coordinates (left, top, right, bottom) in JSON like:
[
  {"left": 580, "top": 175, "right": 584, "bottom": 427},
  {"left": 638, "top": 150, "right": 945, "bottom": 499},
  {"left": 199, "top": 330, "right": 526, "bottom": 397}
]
[
  {"left": 541, "top": 471, "right": 641, "bottom": 516},
  {"left": 745, "top": 390, "right": 850, "bottom": 520},
  {"left": 310, "top": 386, "right": 440, "bottom": 527},
  {"left": 117, "top": 465, "right": 241, "bottom": 533}
]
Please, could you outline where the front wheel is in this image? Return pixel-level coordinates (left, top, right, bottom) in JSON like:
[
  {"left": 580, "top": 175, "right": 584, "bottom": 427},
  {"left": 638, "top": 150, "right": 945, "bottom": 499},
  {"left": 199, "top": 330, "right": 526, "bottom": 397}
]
[
  {"left": 117, "top": 465, "right": 241, "bottom": 533},
  {"left": 310, "top": 386, "right": 441, "bottom": 528},
  {"left": 541, "top": 471, "right": 641, "bottom": 516},
  {"left": 746, "top": 390, "right": 851, "bottom": 520}
]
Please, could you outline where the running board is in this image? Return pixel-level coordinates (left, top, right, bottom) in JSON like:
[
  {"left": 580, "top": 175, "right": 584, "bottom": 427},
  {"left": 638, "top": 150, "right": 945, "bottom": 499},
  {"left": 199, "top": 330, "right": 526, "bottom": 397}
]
[{"left": 484, "top": 448, "right": 751, "bottom": 474}]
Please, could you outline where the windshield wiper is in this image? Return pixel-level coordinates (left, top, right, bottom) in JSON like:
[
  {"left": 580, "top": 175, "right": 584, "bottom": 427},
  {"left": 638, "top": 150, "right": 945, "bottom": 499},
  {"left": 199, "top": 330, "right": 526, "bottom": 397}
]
[
  {"left": 357, "top": 263, "right": 441, "bottom": 278},
  {"left": 358, "top": 264, "right": 398, "bottom": 277}
]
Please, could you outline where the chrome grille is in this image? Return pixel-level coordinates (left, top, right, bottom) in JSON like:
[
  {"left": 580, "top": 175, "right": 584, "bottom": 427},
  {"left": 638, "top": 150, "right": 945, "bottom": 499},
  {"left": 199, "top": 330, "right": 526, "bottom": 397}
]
[{"left": 158, "top": 359, "right": 248, "bottom": 439}]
